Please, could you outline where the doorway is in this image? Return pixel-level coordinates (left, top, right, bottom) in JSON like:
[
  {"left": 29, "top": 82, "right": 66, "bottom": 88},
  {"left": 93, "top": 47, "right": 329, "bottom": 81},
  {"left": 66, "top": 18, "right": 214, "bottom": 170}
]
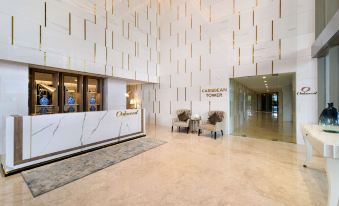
[{"left": 229, "top": 73, "right": 296, "bottom": 143}]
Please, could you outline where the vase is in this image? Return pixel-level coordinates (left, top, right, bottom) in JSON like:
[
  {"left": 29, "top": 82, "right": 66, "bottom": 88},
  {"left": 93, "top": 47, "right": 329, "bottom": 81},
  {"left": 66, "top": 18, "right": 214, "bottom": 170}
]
[
  {"left": 67, "top": 96, "right": 75, "bottom": 105},
  {"left": 90, "top": 105, "right": 96, "bottom": 111},
  {"left": 68, "top": 106, "right": 75, "bottom": 113},
  {"left": 39, "top": 107, "right": 48, "bottom": 114},
  {"left": 39, "top": 95, "right": 49, "bottom": 105},
  {"left": 319, "top": 103, "right": 339, "bottom": 126},
  {"left": 89, "top": 96, "right": 96, "bottom": 105}
]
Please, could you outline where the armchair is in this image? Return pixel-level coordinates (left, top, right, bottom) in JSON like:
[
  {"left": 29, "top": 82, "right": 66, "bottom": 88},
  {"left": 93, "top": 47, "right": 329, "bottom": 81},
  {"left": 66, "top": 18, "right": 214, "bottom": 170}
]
[
  {"left": 198, "top": 111, "right": 225, "bottom": 139},
  {"left": 171, "top": 109, "right": 191, "bottom": 134}
]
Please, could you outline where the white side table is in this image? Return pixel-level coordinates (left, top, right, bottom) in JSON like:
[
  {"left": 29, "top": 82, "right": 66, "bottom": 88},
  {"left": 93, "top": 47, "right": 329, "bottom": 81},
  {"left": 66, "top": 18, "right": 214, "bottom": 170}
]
[
  {"left": 302, "top": 125, "right": 339, "bottom": 206},
  {"left": 190, "top": 118, "right": 201, "bottom": 133}
]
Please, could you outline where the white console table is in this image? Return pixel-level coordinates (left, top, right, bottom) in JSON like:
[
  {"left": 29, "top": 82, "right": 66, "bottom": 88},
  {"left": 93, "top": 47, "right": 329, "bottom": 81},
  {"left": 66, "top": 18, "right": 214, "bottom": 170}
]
[{"left": 302, "top": 125, "right": 339, "bottom": 206}]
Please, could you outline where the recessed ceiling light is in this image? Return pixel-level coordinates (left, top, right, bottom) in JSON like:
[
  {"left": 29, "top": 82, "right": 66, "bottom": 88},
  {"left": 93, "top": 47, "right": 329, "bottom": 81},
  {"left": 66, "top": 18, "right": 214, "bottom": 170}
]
[
  {"left": 264, "top": 80, "right": 267, "bottom": 83},
  {"left": 262, "top": 76, "right": 266, "bottom": 79}
]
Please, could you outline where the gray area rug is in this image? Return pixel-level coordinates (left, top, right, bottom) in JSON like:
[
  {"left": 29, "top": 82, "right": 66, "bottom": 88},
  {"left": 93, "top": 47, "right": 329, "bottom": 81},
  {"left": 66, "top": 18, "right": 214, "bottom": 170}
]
[{"left": 21, "top": 138, "right": 166, "bottom": 197}]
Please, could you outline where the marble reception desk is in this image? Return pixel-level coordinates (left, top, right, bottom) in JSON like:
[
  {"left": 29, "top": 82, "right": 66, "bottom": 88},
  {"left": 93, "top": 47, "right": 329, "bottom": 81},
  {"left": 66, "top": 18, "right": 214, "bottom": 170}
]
[
  {"left": 302, "top": 125, "right": 339, "bottom": 206},
  {"left": 1, "top": 109, "right": 145, "bottom": 174}
]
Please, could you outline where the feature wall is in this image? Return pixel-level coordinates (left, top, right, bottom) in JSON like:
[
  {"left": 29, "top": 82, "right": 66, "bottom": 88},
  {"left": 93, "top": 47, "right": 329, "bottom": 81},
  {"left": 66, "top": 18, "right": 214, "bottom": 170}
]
[
  {"left": 0, "top": 0, "right": 159, "bottom": 82},
  {"left": 137, "top": 0, "right": 317, "bottom": 144}
]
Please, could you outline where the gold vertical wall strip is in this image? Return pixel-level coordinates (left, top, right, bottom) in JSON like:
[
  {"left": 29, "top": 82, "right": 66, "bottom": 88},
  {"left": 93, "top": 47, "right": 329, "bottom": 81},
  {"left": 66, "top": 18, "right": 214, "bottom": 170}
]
[
  {"left": 252, "top": 10, "right": 255, "bottom": 26},
  {"left": 128, "top": 0, "right": 130, "bottom": 8},
  {"left": 232, "top": 31, "right": 235, "bottom": 48},
  {"left": 255, "top": 25, "right": 258, "bottom": 44},
  {"left": 94, "top": 4, "right": 97, "bottom": 24},
  {"left": 122, "top": 20, "right": 125, "bottom": 37},
  {"left": 256, "top": 63, "right": 258, "bottom": 75},
  {"left": 135, "top": 41, "right": 137, "bottom": 57},
  {"left": 279, "top": 0, "right": 282, "bottom": 18},
  {"left": 170, "top": 75, "right": 172, "bottom": 88},
  {"left": 209, "top": 5, "right": 212, "bottom": 22},
  {"left": 252, "top": 45, "right": 254, "bottom": 64},
  {"left": 232, "top": 66, "right": 235, "bottom": 77},
  {"left": 135, "top": 11, "right": 137, "bottom": 27},
  {"left": 279, "top": 39, "right": 282, "bottom": 60},
  {"left": 190, "top": 15, "right": 193, "bottom": 29},
  {"left": 199, "top": 56, "right": 202, "bottom": 71},
  {"left": 69, "top": 13, "right": 71, "bottom": 35},
  {"left": 170, "top": 101, "right": 172, "bottom": 114},
  {"left": 84, "top": 20, "right": 87, "bottom": 40},
  {"left": 271, "top": 61, "right": 274, "bottom": 74},
  {"left": 128, "top": 54, "right": 130, "bottom": 70},
  {"left": 190, "top": 72, "right": 192, "bottom": 86},
  {"left": 238, "top": 13, "right": 241, "bottom": 30},
  {"left": 147, "top": 5, "right": 149, "bottom": 20},
  {"left": 190, "top": 43, "right": 193, "bottom": 58},
  {"left": 128, "top": 23, "right": 130, "bottom": 39},
  {"left": 200, "top": 0, "right": 202, "bottom": 10},
  {"left": 44, "top": 2, "right": 47, "bottom": 27},
  {"left": 39, "top": 25, "right": 42, "bottom": 49},
  {"left": 94, "top": 43, "right": 96, "bottom": 63},
  {"left": 11, "top": 16, "right": 14, "bottom": 45},
  {"left": 271, "top": 20, "right": 274, "bottom": 41},
  {"left": 199, "top": 25, "right": 202, "bottom": 40},
  {"left": 170, "top": 49, "right": 172, "bottom": 62},
  {"left": 238, "top": 48, "right": 241, "bottom": 65}
]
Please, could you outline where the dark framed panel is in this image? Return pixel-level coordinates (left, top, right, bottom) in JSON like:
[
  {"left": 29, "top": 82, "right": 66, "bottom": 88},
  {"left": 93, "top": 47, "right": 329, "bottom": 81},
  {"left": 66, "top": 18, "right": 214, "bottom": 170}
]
[
  {"left": 84, "top": 76, "right": 104, "bottom": 112},
  {"left": 29, "top": 68, "right": 59, "bottom": 115},
  {"left": 59, "top": 73, "right": 84, "bottom": 113}
]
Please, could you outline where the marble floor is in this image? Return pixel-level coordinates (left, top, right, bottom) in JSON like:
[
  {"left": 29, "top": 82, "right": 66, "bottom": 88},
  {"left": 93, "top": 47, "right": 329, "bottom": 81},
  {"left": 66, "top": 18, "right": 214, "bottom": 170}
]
[
  {"left": 0, "top": 125, "right": 327, "bottom": 206},
  {"left": 232, "top": 111, "right": 296, "bottom": 143}
]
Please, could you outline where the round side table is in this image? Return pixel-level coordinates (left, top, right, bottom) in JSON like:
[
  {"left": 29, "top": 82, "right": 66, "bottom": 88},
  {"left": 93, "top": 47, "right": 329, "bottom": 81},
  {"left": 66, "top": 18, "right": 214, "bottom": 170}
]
[{"left": 190, "top": 118, "right": 201, "bottom": 133}]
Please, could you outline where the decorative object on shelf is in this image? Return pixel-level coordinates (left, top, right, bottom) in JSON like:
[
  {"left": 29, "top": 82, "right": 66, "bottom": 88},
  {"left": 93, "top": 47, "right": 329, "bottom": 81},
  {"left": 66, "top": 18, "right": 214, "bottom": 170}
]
[
  {"left": 68, "top": 106, "right": 75, "bottom": 113},
  {"left": 67, "top": 95, "right": 75, "bottom": 105},
  {"left": 90, "top": 105, "right": 96, "bottom": 111},
  {"left": 319, "top": 103, "right": 339, "bottom": 126},
  {"left": 89, "top": 96, "right": 96, "bottom": 105},
  {"left": 39, "top": 107, "right": 48, "bottom": 114},
  {"left": 39, "top": 95, "right": 49, "bottom": 105}
]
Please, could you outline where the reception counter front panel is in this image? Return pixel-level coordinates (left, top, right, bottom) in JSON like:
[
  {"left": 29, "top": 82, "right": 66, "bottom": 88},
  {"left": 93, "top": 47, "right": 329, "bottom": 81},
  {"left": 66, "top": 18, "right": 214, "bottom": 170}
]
[{"left": 2, "top": 109, "right": 145, "bottom": 174}]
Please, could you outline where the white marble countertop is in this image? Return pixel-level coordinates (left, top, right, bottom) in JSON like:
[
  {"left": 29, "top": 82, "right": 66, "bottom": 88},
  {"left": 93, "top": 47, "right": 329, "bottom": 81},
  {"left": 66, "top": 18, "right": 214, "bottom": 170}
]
[{"left": 302, "top": 124, "right": 339, "bottom": 159}]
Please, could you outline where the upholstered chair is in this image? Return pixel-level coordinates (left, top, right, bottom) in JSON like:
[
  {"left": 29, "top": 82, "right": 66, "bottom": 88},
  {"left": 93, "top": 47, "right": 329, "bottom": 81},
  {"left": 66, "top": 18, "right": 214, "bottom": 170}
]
[
  {"left": 198, "top": 111, "right": 225, "bottom": 139},
  {"left": 172, "top": 109, "right": 192, "bottom": 134}
]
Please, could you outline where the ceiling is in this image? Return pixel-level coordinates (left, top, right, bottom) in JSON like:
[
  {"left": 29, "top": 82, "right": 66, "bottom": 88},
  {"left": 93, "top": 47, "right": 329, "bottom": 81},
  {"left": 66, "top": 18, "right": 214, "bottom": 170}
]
[{"left": 232, "top": 73, "right": 295, "bottom": 93}]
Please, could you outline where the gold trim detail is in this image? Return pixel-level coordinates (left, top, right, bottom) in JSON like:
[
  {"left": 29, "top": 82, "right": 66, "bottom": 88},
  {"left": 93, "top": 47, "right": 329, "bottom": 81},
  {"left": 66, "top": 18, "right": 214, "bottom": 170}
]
[{"left": 11, "top": 16, "right": 14, "bottom": 45}]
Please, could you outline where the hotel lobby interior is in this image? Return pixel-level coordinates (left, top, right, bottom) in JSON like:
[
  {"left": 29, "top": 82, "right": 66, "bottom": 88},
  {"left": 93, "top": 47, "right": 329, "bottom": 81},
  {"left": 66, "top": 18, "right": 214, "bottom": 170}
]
[{"left": 0, "top": 0, "right": 338, "bottom": 206}]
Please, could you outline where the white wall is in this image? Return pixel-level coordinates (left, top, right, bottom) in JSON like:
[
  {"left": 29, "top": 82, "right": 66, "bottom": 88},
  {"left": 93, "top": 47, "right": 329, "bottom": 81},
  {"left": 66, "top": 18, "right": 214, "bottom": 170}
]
[
  {"left": 0, "top": 0, "right": 159, "bottom": 83},
  {"left": 0, "top": 60, "right": 29, "bottom": 156},
  {"left": 137, "top": 0, "right": 317, "bottom": 144},
  {"left": 104, "top": 78, "right": 126, "bottom": 110}
]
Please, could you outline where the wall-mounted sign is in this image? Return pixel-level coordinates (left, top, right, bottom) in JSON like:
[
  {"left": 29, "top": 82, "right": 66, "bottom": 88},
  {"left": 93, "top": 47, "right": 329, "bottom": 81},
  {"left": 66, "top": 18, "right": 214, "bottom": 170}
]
[
  {"left": 297, "top": 87, "right": 317, "bottom": 95},
  {"left": 116, "top": 110, "right": 139, "bottom": 117},
  {"left": 201, "top": 87, "right": 227, "bottom": 100}
]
